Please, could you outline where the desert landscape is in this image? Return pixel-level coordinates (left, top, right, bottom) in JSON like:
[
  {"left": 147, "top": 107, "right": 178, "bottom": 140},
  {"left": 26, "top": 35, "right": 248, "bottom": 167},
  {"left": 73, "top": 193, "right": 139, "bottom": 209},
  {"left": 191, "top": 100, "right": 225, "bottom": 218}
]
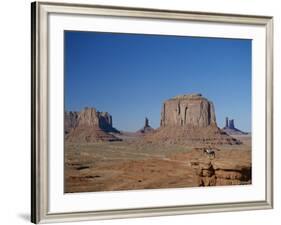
[{"left": 64, "top": 93, "right": 251, "bottom": 193}]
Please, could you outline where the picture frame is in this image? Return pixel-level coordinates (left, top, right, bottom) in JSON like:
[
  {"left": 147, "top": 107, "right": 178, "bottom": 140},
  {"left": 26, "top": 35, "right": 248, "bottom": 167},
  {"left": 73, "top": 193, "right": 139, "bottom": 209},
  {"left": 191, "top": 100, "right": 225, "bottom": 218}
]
[{"left": 31, "top": 1, "right": 273, "bottom": 224}]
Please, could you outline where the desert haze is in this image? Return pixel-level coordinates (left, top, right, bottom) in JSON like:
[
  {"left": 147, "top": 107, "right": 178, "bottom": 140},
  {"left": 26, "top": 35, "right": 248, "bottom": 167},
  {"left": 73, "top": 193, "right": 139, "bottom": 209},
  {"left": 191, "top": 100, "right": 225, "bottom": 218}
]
[{"left": 64, "top": 93, "right": 251, "bottom": 193}]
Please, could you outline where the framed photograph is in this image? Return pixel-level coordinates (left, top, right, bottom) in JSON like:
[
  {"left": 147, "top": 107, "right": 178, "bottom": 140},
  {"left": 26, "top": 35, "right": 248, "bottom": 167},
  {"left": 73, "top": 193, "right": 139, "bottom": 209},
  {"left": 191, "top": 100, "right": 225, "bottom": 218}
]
[{"left": 31, "top": 1, "right": 273, "bottom": 224}]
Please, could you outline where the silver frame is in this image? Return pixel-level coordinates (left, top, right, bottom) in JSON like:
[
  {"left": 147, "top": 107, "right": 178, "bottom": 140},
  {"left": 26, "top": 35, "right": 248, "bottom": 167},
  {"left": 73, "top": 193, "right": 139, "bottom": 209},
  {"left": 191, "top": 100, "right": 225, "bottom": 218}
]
[{"left": 31, "top": 1, "right": 273, "bottom": 224}]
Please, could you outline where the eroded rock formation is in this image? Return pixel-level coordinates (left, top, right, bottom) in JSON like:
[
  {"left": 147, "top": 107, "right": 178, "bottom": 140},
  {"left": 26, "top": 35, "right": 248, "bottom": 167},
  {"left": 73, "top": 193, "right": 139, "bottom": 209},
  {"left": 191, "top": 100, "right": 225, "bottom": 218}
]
[
  {"left": 65, "top": 107, "right": 121, "bottom": 142},
  {"left": 192, "top": 159, "right": 251, "bottom": 186},
  {"left": 160, "top": 93, "right": 216, "bottom": 128},
  {"left": 147, "top": 94, "right": 241, "bottom": 145},
  {"left": 65, "top": 111, "right": 78, "bottom": 134},
  {"left": 137, "top": 117, "right": 154, "bottom": 134},
  {"left": 76, "top": 107, "right": 117, "bottom": 132},
  {"left": 222, "top": 117, "right": 248, "bottom": 135}
]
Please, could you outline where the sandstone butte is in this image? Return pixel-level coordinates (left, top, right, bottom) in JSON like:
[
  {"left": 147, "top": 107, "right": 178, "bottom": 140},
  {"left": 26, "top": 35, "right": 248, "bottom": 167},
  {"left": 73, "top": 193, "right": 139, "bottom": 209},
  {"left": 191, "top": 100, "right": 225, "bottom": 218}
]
[
  {"left": 65, "top": 107, "right": 121, "bottom": 142},
  {"left": 160, "top": 93, "right": 216, "bottom": 128},
  {"left": 146, "top": 93, "right": 241, "bottom": 145}
]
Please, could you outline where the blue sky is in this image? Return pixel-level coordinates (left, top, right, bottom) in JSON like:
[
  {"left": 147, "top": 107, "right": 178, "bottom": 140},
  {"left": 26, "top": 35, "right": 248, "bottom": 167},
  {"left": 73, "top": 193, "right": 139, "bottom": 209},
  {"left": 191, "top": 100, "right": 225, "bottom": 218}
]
[{"left": 65, "top": 31, "right": 251, "bottom": 132}]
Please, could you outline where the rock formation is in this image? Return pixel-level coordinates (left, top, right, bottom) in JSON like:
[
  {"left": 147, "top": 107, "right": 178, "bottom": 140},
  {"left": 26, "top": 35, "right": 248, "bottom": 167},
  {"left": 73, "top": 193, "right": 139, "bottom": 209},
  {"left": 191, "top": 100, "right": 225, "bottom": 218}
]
[
  {"left": 222, "top": 117, "right": 248, "bottom": 135},
  {"left": 65, "top": 107, "right": 121, "bottom": 142},
  {"left": 137, "top": 117, "right": 154, "bottom": 134},
  {"left": 160, "top": 93, "right": 216, "bottom": 128},
  {"left": 65, "top": 111, "right": 78, "bottom": 134},
  {"left": 192, "top": 159, "right": 251, "bottom": 186},
  {"left": 147, "top": 93, "right": 241, "bottom": 145},
  {"left": 76, "top": 107, "right": 118, "bottom": 132}
]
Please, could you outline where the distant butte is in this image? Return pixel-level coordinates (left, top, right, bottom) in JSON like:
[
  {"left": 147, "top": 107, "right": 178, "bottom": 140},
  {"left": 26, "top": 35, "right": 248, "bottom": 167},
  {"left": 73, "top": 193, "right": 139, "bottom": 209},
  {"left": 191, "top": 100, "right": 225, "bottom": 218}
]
[
  {"left": 137, "top": 117, "right": 154, "bottom": 134},
  {"left": 65, "top": 107, "right": 121, "bottom": 143},
  {"left": 146, "top": 93, "right": 241, "bottom": 145},
  {"left": 222, "top": 117, "right": 248, "bottom": 135},
  {"left": 161, "top": 93, "right": 216, "bottom": 128}
]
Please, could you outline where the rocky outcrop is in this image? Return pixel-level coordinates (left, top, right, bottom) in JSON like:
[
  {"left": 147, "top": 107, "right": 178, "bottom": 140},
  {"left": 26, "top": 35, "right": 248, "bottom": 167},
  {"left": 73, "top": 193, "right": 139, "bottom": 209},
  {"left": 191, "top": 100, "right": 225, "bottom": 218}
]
[
  {"left": 65, "top": 107, "right": 121, "bottom": 143},
  {"left": 65, "top": 111, "right": 78, "bottom": 134},
  {"left": 160, "top": 93, "right": 216, "bottom": 128},
  {"left": 137, "top": 118, "right": 154, "bottom": 134},
  {"left": 147, "top": 94, "right": 240, "bottom": 145},
  {"left": 222, "top": 117, "right": 248, "bottom": 135},
  {"left": 192, "top": 159, "right": 251, "bottom": 186}
]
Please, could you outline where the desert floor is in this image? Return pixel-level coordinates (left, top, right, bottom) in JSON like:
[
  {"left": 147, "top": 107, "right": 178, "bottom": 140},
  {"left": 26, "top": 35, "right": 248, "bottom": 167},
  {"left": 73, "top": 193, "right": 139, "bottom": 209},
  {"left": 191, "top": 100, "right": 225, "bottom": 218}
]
[{"left": 64, "top": 134, "right": 251, "bottom": 193}]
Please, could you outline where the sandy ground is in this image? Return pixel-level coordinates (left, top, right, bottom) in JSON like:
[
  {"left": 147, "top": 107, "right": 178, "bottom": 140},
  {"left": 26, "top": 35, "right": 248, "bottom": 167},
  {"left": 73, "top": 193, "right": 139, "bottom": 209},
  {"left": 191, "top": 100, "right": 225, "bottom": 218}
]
[{"left": 64, "top": 134, "right": 251, "bottom": 193}]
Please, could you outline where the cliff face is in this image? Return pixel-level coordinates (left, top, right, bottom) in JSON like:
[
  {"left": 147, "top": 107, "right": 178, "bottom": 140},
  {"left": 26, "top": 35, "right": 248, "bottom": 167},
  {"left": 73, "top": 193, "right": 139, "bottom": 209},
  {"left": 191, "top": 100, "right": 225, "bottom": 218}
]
[
  {"left": 160, "top": 93, "right": 216, "bottom": 128},
  {"left": 65, "top": 107, "right": 120, "bottom": 143}
]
